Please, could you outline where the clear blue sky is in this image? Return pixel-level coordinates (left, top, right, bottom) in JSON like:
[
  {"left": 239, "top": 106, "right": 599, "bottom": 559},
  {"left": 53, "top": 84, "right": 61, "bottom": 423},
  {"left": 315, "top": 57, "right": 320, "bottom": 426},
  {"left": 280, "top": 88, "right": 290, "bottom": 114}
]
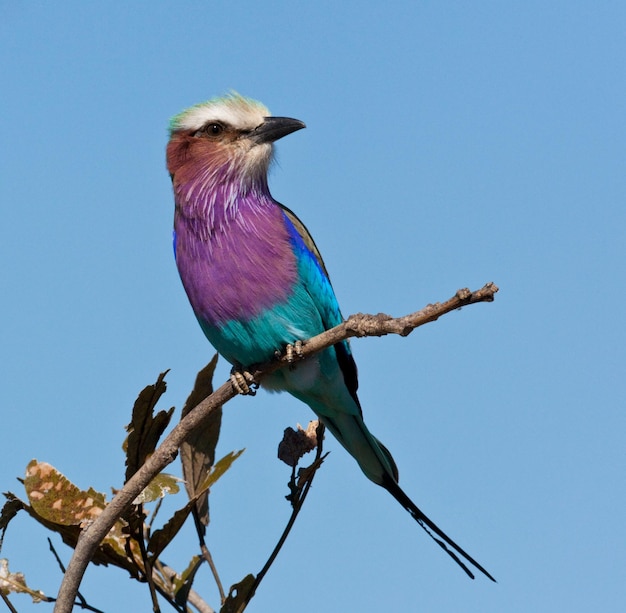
[{"left": 2, "top": 2, "right": 625, "bottom": 612}]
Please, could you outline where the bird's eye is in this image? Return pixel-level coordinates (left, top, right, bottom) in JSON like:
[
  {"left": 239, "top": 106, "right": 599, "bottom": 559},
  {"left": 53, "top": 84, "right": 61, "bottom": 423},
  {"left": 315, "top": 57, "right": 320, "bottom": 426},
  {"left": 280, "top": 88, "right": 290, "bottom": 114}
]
[{"left": 205, "top": 123, "right": 223, "bottom": 136}]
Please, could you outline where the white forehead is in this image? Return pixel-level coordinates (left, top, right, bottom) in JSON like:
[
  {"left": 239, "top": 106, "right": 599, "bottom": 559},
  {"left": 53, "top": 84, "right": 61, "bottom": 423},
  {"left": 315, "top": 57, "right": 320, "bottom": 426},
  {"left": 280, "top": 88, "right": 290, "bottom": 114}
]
[{"left": 170, "top": 93, "right": 270, "bottom": 133}]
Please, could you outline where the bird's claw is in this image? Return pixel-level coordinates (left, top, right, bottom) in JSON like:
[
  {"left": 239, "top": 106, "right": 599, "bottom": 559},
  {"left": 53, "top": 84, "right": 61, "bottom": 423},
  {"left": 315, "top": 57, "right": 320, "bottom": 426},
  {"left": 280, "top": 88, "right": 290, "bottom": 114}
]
[
  {"left": 230, "top": 368, "right": 257, "bottom": 396},
  {"left": 286, "top": 340, "right": 304, "bottom": 369}
]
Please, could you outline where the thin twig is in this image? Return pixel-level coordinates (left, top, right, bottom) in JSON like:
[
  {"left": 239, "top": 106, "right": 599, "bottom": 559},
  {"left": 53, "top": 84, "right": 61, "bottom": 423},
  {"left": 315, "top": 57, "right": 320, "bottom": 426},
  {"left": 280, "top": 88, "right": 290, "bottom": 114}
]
[
  {"left": 47, "top": 538, "right": 67, "bottom": 573},
  {"left": 192, "top": 510, "right": 225, "bottom": 604},
  {"left": 155, "top": 563, "right": 215, "bottom": 613},
  {"left": 44, "top": 539, "right": 106, "bottom": 612},
  {"left": 200, "top": 544, "right": 223, "bottom": 605},
  {"left": 243, "top": 424, "right": 327, "bottom": 610},
  {"left": 148, "top": 498, "right": 165, "bottom": 531},
  {"left": 1, "top": 593, "right": 19, "bottom": 613},
  {"left": 53, "top": 284, "right": 498, "bottom": 613},
  {"left": 47, "top": 539, "right": 89, "bottom": 611},
  {"left": 126, "top": 505, "right": 162, "bottom": 613}
]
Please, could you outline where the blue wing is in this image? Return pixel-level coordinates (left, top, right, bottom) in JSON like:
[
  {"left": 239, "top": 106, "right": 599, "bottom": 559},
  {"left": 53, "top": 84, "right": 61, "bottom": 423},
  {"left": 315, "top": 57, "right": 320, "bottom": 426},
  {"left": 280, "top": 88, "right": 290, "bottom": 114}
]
[{"left": 278, "top": 203, "right": 360, "bottom": 406}]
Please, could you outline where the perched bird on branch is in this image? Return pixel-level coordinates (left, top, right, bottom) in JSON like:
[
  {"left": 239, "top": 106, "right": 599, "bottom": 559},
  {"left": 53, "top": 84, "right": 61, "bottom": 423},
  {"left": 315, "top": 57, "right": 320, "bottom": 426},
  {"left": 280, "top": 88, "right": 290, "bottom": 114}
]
[{"left": 166, "top": 93, "right": 494, "bottom": 581}]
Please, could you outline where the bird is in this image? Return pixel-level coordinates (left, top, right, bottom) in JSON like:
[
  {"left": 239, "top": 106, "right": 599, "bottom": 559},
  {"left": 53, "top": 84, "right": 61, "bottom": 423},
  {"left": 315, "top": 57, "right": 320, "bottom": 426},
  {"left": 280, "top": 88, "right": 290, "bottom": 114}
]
[{"left": 166, "top": 92, "right": 494, "bottom": 582}]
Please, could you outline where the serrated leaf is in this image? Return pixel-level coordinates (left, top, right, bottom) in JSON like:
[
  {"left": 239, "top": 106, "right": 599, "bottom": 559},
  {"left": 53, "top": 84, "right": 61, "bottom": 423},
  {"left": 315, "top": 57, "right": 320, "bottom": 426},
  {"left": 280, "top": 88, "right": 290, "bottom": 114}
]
[
  {"left": 197, "top": 449, "right": 245, "bottom": 493},
  {"left": 180, "top": 355, "right": 221, "bottom": 532},
  {"left": 0, "top": 558, "right": 46, "bottom": 602},
  {"left": 125, "top": 372, "right": 174, "bottom": 482},
  {"left": 147, "top": 498, "right": 195, "bottom": 561},
  {"left": 132, "top": 473, "right": 181, "bottom": 504},
  {"left": 220, "top": 574, "right": 256, "bottom": 613},
  {"left": 173, "top": 555, "right": 203, "bottom": 608},
  {"left": 23, "top": 460, "right": 106, "bottom": 526}
]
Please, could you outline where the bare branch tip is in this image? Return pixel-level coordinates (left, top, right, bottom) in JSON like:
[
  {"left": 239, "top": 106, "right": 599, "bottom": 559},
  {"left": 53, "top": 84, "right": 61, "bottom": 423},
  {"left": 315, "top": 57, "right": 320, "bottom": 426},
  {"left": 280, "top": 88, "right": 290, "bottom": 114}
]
[{"left": 479, "top": 282, "right": 499, "bottom": 301}]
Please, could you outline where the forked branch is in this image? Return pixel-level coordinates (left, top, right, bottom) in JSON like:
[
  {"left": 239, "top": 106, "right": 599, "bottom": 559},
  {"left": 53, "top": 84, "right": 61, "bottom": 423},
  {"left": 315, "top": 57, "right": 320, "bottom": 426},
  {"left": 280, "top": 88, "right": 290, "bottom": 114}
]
[{"left": 53, "top": 282, "right": 498, "bottom": 613}]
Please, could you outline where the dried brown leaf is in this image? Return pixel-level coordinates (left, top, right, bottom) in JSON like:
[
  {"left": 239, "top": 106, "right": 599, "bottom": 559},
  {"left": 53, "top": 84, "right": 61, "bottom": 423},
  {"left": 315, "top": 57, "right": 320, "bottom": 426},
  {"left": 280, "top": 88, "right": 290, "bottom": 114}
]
[
  {"left": 0, "top": 498, "right": 24, "bottom": 552},
  {"left": 220, "top": 574, "right": 256, "bottom": 613},
  {"left": 173, "top": 555, "right": 203, "bottom": 608},
  {"left": 277, "top": 421, "right": 319, "bottom": 467},
  {"left": 125, "top": 371, "right": 174, "bottom": 481},
  {"left": 18, "top": 464, "right": 143, "bottom": 577},
  {"left": 0, "top": 558, "right": 46, "bottom": 602},
  {"left": 24, "top": 460, "right": 106, "bottom": 527},
  {"left": 180, "top": 355, "right": 221, "bottom": 531},
  {"left": 147, "top": 498, "right": 196, "bottom": 561}
]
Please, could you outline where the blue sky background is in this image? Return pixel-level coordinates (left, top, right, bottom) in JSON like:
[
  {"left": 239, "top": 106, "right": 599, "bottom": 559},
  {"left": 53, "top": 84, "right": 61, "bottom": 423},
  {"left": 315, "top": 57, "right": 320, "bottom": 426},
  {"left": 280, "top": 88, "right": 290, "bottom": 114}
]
[{"left": 2, "top": 2, "right": 625, "bottom": 612}]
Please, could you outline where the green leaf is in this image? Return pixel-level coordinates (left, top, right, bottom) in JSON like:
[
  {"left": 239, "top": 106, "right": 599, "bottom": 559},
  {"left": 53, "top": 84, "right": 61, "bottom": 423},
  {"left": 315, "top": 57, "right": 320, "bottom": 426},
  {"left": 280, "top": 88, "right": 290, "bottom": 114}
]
[
  {"left": 125, "top": 372, "right": 174, "bottom": 482},
  {"left": 180, "top": 355, "right": 221, "bottom": 532},
  {"left": 197, "top": 449, "right": 245, "bottom": 493},
  {"left": 220, "top": 574, "right": 256, "bottom": 613},
  {"left": 173, "top": 555, "right": 203, "bottom": 608},
  {"left": 132, "top": 473, "right": 181, "bottom": 504}
]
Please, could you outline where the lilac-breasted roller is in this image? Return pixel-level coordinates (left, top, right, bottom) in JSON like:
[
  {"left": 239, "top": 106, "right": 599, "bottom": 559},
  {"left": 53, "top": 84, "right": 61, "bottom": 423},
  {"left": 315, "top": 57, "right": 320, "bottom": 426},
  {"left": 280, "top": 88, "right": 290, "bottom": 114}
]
[{"left": 167, "top": 93, "right": 494, "bottom": 581}]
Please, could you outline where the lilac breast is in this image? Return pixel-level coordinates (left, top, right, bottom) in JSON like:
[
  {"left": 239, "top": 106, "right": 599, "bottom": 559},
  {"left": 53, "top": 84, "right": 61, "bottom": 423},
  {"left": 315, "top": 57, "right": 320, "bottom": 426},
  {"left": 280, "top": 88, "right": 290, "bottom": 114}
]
[{"left": 174, "top": 197, "right": 297, "bottom": 327}]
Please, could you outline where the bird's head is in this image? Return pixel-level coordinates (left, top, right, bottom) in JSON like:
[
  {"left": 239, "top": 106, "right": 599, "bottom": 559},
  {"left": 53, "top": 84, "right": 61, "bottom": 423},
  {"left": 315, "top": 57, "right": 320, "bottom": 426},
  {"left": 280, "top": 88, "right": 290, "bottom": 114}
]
[{"left": 166, "top": 92, "right": 305, "bottom": 188}]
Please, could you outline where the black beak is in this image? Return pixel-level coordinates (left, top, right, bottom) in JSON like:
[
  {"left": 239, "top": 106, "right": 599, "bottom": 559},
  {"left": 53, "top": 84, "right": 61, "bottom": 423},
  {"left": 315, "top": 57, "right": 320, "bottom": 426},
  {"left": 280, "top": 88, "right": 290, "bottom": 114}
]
[{"left": 250, "top": 116, "right": 306, "bottom": 144}]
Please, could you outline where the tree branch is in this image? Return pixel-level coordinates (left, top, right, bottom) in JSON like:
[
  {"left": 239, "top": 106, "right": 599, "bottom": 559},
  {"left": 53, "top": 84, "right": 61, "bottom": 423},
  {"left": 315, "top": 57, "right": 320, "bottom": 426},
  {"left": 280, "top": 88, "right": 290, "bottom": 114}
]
[
  {"left": 244, "top": 423, "right": 328, "bottom": 611},
  {"left": 53, "top": 282, "right": 498, "bottom": 613}
]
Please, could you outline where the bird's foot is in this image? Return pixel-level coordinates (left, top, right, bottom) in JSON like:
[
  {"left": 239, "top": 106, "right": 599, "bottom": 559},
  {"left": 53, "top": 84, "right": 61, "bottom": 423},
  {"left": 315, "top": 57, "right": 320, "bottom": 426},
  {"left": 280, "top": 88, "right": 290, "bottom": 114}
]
[
  {"left": 285, "top": 340, "right": 304, "bottom": 370},
  {"left": 230, "top": 366, "right": 258, "bottom": 396}
]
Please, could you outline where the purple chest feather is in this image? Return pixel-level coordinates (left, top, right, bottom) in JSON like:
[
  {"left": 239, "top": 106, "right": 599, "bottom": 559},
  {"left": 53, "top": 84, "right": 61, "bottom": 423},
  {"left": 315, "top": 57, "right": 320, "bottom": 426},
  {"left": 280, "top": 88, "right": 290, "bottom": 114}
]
[{"left": 174, "top": 192, "right": 297, "bottom": 326}]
